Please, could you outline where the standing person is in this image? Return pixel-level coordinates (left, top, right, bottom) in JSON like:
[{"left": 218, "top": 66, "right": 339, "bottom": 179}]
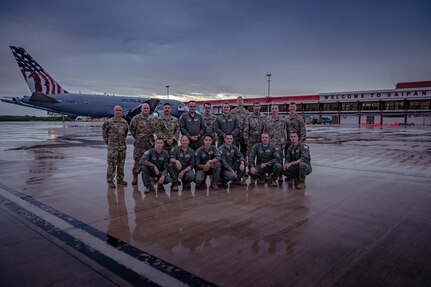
[
  {"left": 213, "top": 102, "right": 239, "bottom": 147},
  {"left": 218, "top": 134, "right": 247, "bottom": 186},
  {"left": 244, "top": 101, "right": 266, "bottom": 157},
  {"left": 129, "top": 103, "right": 156, "bottom": 186},
  {"left": 156, "top": 102, "right": 180, "bottom": 151},
  {"left": 230, "top": 96, "right": 250, "bottom": 157},
  {"left": 102, "top": 105, "right": 129, "bottom": 188},
  {"left": 202, "top": 102, "right": 217, "bottom": 144},
  {"left": 285, "top": 102, "right": 306, "bottom": 154},
  {"left": 264, "top": 104, "right": 287, "bottom": 155},
  {"left": 282, "top": 132, "right": 312, "bottom": 189},
  {"left": 248, "top": 133, "right": 282, "bottom": 186},
  {"left": 140, "top": 138, "right": 172, "bottom": 193},
  {"left": 195, "top": 135, "right": 221, "bottom": 190},
  {"left": 168, "top": 135, "right": 196, "bottom": 191},
  {"left": 265, "top": 104, "right": 287, "bottom": 182},
  {"left": 179, "top": 100, "right": 206, "bottom": 151}
]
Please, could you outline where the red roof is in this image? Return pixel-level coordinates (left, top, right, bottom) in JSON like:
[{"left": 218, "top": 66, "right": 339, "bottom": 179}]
[
  {"left": 196, "top": 95, "right": 319, "bottom": 105},
  {"left": 396, "top": 81, "right": 431, "bottom": 89}
]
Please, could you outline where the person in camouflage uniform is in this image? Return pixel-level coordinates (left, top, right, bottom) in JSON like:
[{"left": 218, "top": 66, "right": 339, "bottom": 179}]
[
  {"left": 179, "top": 100, "right": 206, "bottom": 151},
  {"left": 140, "top": 138, "right": 172, "bottom": 193},
  {"left": 155, "top": 102, "right": 180, "bottom": 151},
  {"left": 129, "top": 103, "right": 156, "bottom": 186},
  {"left": 264, "top": 104, "right": 287, "bottom": 155},
  {"left": 248, "top": 133, "right": 282, "bottom": 186},
  {"left": 202, "top": 102, "right": 217, "bottom": 144},
  {"left": 282, "top": 131, "right": 312, "bottom": 190},
  {"left": 285, "top": 102, "right": 306, "bottom": 155},
  {"left": 102, "top": 105, "right": 129, "bottom": 188},
  {"left": 218, "top": 134, "right": 247, "bottom": 186},
  {"left": 213, "top": 102, "right": 239, "bottom": 147},
  {"left": 168, "top": 135, "right": 196, "bottom": 191},
  {"left": 230, "top": 96, "right": 250, "bottom": 157},
  {"left": 244, "top": 101, "right": 266, "bottom": 157}
]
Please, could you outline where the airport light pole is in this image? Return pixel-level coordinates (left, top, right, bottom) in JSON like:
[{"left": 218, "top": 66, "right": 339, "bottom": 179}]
[
  {"left": 166, "top": 85, "right": 170, "bottom": 99},
  {"left": 266, "top": 74, "right": 271, "bottom": 115},
  {"left": 266, "top": 73, "right": 272, "bottom": 99}
]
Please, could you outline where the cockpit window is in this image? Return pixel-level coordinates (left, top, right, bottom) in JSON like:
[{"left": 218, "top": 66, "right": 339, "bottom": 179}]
[{"left": 178, "top": 104, "right": 186, "bottom": 111}]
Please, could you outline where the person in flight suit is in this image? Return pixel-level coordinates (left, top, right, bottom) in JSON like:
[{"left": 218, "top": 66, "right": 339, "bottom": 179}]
[
  {"left": 213, "top": 102, "right": 239, "bottom": 147},
  {"left": 218, "top": 133, "right": 247, "bottom": 186},
  {"left": 168, "top": 135, "right": 196, "bottom": 191},
  {"left": 282, "top": 131, "right": 312, "bottom": 190},
  {"left": 179, "top": 100, "right": 206, "bottom": 151},
  {"left": 140, "top": 138, "right": 172, "bottom": 193},
  {"left": 129, "top": 103, "right": 156, "bottom": 186},
  {"left": 195, "top": 135, "right": 222, "bottom": 190},
  {"left": 248, "top": 133, "right": 282, "bottom": 187},
  {"left": 102, "top": 105, "right": 129, "bottom": 188}
]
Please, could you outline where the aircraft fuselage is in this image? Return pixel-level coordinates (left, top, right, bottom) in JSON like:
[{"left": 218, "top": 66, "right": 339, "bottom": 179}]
[{"left": 5, "top": 93, "right": 187, "bottom": 118}]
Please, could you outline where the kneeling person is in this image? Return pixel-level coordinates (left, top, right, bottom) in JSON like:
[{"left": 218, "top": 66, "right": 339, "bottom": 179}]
[
  {"left": 140, "top": 138, "right": 172, "bottom": 192},
  {"left": 248, "top": 133, "right": 282, "bottom": 186},
  {"left": 282, "top": 132, "right": 312, "bottom": 189},
  {"left": 195, "top": 135, "right": 221, "bottom": 190},
  {"left": 168, "top": 135, "right": 196, "bottom": 191},
  {"left": 219, "top": 134, "right": 246, "bottom": 185}
]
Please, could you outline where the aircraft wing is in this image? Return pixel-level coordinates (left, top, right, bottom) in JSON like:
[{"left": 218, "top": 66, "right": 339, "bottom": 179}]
[
  {"left": 1, "top": 96, "right": 73, "bottom": 115},
  {"left": 124, "top": 98, "right": 160, "bottom": 122},
  {"left": 29, "top": 92, "right": 61, "bottom": 103}
]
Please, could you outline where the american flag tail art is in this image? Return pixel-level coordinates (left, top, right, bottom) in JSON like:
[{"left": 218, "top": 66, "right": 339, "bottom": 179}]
[{"left": 10, "top": 46, "right": 68, "bottom": 95}]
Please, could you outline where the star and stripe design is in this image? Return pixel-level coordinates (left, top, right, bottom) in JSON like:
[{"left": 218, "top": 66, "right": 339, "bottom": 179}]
[{"left": 10, "top": 46, "right": 68, "bottom": 94}]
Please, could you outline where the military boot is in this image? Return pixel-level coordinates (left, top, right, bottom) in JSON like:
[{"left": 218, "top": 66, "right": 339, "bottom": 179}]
[
  {"left": 236, "top": 179, "right": 247, "bottom": 186},
  {"left": 108, "top": 181, "right": 116, "bottom": 188},
  {"left": 132, "top": 175, "right": 138, "bottom": 186},
  {"left": 295, "top": 182, "right": 305, "bottom": 189},
  {"left": 117, "top": 180, "right": 128, "bottom": 186}
]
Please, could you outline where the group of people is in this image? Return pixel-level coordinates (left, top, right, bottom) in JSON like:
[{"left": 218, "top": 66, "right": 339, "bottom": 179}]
[{"left": 102, "top": 96, "right": 312, "bottom": 193}]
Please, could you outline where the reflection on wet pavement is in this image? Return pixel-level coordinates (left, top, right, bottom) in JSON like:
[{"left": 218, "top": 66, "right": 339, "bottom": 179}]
[{"left": 1, "top": 122, "right": 430, "bottom": 286}]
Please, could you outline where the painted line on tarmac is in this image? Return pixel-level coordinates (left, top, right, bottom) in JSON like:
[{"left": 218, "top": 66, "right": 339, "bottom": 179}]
[{"left": 0, "top": 183, "right": 216, "bottom": 287}]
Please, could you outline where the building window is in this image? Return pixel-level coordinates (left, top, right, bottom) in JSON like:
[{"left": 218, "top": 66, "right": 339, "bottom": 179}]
[
  {"left": 304, "top": 103, "right": 319, "bottom": 111},
  {"left": 384, "top": 101, "right": 404, "bottom": 110},
  {"left": 409, "top": 100, "right": 430, "bottom": 110},
  {"left": 341, "top": 103, "right": 357, "bottom": 111},
  {"left": 362, "top": 102, "right": 380, "bottom": 110},
  {"left": 322, "top": 103, "right": 339, "bottom": 111},
  {"left": 279, "top": 104, "right": 288, "bottom": 112},
  {"left": 296, "top": 103, "right": 303, "bottom": 111}
]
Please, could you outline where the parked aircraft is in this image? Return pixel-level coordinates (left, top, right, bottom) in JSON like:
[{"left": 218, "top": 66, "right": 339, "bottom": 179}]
[{"left": 1, "top": 46, "right": 187, "bottom": 121}]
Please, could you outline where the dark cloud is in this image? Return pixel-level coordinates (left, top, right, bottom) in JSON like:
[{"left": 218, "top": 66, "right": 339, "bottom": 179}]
[{"left": 1, "top": 0, "right": 430, "bottom": 115}]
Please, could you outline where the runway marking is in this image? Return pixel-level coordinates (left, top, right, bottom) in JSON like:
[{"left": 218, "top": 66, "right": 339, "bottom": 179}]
[{"left": 0, "top": 183, "right": 216, "bottom": 287}]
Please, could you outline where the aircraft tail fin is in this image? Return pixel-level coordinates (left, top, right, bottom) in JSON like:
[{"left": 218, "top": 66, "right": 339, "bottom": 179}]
[{"left": 10, "top": 46, "right": 68, "bottom": 95}]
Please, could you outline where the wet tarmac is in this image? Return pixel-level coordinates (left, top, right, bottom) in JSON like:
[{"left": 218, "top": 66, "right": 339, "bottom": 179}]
[{"left": 0, "top": 122, "right": 430, "bottom": 286}]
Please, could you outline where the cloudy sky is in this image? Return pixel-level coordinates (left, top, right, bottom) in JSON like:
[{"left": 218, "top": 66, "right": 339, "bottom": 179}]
[{"left": 0, "top": 0, "right": 430, "bottom": 115}]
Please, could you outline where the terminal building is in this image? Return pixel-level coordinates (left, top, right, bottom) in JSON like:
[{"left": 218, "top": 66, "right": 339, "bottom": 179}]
[{"left": 197, "top": 81, "right": 431, "bottom": 126}]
